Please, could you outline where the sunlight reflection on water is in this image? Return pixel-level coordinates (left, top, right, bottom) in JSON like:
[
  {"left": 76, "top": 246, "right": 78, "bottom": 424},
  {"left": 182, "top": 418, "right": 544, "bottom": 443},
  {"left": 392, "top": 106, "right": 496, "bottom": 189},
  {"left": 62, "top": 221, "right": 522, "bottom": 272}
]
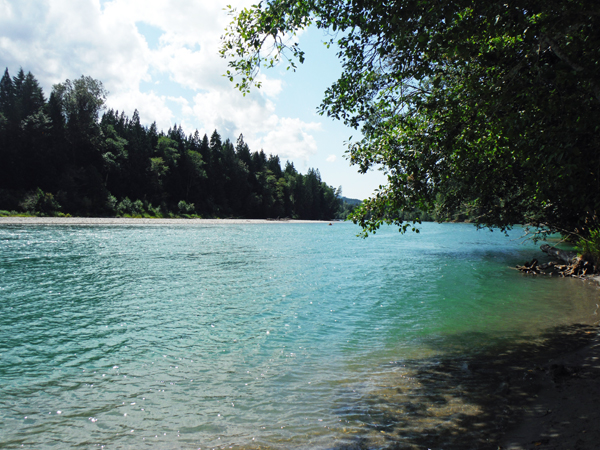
[{"left": 0, "top": 222, "right": 598, "bottom": 449}]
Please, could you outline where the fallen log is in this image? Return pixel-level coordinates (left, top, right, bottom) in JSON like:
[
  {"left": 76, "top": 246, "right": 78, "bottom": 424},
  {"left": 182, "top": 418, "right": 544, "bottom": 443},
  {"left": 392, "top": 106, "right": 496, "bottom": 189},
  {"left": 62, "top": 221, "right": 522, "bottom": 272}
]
[{"left": 540, "top": 244, "right": 577, "bottom": 264}]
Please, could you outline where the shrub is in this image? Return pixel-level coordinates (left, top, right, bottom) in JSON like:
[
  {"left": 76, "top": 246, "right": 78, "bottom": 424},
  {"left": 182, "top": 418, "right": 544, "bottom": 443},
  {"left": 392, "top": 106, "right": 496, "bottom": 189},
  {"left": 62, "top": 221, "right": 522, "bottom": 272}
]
[
  {"left": 116, "top": 198, "right": 145, "bottom": 216},
  {"left": 146, "top": 203, "right": 163, "bottom": 218},
  {"left": 105, "top": 194, "right": 118, "bottom": 214},
  {"left": 576, "top": 229, "right": 600, "bottom": 265},
  {"left": 20, "top": 188, "right": 61, "bottom": 215},
  {"left": 132, "top": 199, "right": 145, "bottom": 215},
  {"left": 177, "top": 200, "right": 195, "bottom": 215},
  {"left": 116, "top": 197, "right": 133, "bottom": 216}
]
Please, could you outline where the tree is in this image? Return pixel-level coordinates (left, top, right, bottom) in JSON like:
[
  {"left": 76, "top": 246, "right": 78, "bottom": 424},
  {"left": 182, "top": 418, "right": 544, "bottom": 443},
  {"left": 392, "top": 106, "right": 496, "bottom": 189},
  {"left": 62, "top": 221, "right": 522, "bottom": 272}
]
[
  {"left": 181, "top": 149, "right": 206, "bottom": 200},
  {"left": 0, "top": 69, "right": 16, "bottom": 187},
  {"left": 52, "top": 75, "right": 107, "bottom": 130},
  {"left": 100, "top": 123, "right": 128, "bottom": 187},
  {"left": 221, "top": 0, "right": 600, "bottom": 237},
  {"left": 235, "top": 133, "right": 252, "bottom": 165},
  {"left": 0, "top": 69, "right": 49, "bottom": 190},
  {"left": 51, "top": 75, "right": 107, "bottom": 166},
  {"left": 15, "top": 70, "right": 45, "bottom": 120},
  {"left": 155, "top": 135, "right": 180, "bottom": 168},
  {"left": 0, "top": 68, "right": 14, "bottom": 117}
]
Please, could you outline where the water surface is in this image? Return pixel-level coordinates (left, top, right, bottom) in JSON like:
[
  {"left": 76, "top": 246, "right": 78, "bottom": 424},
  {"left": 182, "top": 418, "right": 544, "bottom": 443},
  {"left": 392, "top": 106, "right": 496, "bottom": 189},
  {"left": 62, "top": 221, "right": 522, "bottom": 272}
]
[{"left": 0, "top": 222, "right": 598, "bottom": 449}]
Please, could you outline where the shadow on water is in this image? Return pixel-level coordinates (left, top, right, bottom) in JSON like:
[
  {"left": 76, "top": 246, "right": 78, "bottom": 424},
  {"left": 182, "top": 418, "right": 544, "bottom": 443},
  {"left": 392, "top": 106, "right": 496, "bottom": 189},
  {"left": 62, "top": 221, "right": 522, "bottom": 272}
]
[{"left": 328, "top": 323, "right": 600, "bottom": 450}]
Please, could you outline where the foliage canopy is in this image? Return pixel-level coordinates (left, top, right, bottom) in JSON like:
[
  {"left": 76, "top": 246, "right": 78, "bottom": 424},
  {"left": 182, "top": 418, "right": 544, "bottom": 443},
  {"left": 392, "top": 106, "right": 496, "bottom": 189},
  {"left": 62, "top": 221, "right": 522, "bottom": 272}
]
[{"left": 221, "top": 0, "right": 600, "bottom": 237}]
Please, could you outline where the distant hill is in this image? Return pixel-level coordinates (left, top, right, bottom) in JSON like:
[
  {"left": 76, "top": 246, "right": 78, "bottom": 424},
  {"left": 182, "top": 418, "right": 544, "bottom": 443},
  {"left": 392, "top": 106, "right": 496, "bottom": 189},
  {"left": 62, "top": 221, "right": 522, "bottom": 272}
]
[
  {"left": 340, "top": 196, "right": 362, "bottom": 206},
  {"left": 335, "top": 196, "right": 363, "bottom": 220}
]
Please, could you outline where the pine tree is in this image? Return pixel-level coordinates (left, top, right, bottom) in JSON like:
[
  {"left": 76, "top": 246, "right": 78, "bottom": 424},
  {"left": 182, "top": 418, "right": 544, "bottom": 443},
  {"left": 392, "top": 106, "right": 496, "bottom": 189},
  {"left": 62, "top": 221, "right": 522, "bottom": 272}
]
[{"left": 0, "top": 68, "right": 14, "bottom": 117}]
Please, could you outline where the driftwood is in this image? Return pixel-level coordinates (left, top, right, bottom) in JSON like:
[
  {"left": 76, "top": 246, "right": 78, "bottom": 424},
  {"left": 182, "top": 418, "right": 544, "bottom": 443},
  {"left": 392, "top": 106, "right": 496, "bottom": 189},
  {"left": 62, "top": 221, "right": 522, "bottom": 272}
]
[
  {"left": 517, "top": 245, "right": 597, "bottom": 277},
  {"left": 515, "top": 259, "right": 543, "bottom": 274},
  {"left": 562, "top": 257, "right": 596, "bottom": 277},
  {"left": 540, "top": 244, "right": 577, "bottom": 264}
]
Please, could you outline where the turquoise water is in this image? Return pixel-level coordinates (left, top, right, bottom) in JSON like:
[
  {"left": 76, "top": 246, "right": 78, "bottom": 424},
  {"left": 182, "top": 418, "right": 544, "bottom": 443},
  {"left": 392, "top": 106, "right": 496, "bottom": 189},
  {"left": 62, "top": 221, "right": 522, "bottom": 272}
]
[{"left": 0, "top": 222, "right": 598, "bottom": 449}]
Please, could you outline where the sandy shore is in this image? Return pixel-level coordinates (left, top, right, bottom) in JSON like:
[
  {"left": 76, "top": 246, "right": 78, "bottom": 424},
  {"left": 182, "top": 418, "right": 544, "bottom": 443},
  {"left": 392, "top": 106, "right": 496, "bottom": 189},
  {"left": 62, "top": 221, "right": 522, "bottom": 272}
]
[
  {"left": 0, "top": 216, "right": 334, "bottom": 225},
  {"left": 1, "top": 215, "right": 599, "bottom": 449}
]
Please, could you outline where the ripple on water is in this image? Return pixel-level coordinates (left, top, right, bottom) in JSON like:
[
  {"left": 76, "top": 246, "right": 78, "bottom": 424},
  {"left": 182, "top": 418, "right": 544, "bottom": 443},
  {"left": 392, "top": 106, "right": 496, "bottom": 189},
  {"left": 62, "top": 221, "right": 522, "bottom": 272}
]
[{"left": 0, "top": 223, "right": 598, "bottom": 449}]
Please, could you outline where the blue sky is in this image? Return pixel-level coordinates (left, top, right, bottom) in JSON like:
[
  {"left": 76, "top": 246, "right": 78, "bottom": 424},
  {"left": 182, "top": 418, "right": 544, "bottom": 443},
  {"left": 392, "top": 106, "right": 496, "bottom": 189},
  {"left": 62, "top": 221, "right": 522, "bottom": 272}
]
[{"left": 0, "top": 0, "right": 386, "bottom": 199}]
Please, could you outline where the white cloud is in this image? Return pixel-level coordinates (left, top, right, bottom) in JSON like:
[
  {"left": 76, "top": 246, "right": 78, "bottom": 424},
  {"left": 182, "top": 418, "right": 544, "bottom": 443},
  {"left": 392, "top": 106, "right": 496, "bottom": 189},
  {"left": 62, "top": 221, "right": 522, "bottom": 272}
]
[
  {"left": 255, "top": 73, "right": 283, "bottom": 98},
  {"left": 0, "top": 0, "right": 323, "bottom": 163},
  {"left": 107, "top": 90, "right": 174, "bottom": 131},
  {"left": 183, "top": 89, "right": 320, "bottom": 161},
  {"left": 186, "top": 89, "right": 275, "bottom": 139},
  {"left": 326, "top": 155, "right": 337, "bottom": 163},
  {"left": 259, "top": 118, "right": 321, "bottom": 161}
]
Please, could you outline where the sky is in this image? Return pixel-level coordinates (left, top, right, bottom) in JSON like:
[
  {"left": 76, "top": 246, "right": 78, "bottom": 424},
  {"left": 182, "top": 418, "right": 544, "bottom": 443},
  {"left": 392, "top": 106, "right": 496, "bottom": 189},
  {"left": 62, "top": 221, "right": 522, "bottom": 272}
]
[{"left": 0, "top": 0, "right": 386, "bottom": 199}]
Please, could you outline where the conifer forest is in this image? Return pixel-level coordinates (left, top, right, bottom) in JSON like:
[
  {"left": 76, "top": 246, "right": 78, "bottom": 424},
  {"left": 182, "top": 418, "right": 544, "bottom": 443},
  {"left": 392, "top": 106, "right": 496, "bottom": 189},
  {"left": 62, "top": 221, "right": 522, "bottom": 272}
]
[{"left": 0, "top": 68, "right": 343, "bottom": 219}]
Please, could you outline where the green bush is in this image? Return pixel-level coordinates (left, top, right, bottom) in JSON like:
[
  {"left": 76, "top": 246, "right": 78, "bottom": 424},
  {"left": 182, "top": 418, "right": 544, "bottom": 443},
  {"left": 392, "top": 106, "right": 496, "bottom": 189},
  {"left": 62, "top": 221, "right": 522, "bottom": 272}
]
[
  {"left": 132, "top": 200, "right": 144, "bottom": 215},
  {"left": 116, "top": 197, "right": 133, "bottom": 216},
  {"left": 105, "top": 194, "right": 118, "bottom": 214},
  {"left": 19, "top": 188, "right": 61, "bottom": 215},
  {"left": 576, "top": 229, "right": 600, "bottom": 264},
  {"left": 147, "top": 204, "right": 163, "bottom": 218},
  {"left": 177, "top": 200, "right": 196, "bottom": 215}
]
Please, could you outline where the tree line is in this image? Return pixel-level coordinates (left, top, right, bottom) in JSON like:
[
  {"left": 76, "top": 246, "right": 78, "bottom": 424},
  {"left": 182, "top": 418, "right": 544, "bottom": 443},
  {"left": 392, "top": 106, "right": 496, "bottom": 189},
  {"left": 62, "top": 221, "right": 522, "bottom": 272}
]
[{"left": 0, "top": 68, "right": 342, "bottom": 219}]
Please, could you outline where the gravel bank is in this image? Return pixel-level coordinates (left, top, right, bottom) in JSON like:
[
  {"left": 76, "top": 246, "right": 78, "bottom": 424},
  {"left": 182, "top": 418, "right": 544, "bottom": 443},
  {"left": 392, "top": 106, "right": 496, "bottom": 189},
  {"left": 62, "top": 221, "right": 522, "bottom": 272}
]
[{"left": 0, "top": 217, "right": 333, "bottom": 225}]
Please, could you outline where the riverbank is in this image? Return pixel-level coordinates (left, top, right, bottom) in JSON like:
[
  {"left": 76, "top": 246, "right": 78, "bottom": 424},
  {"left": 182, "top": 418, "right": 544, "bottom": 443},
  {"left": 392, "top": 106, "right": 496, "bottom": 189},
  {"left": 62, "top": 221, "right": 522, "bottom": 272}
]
[
  {"left": 350, "top": 318, "right": 600, "bottom": 450},
  {"left": 499, "top": 319, "right": 600, "bottom": 449},
  {"left": 500, "top": 260, "right": 600, "bottom": 448},
  {"left": 0, "top": 216, "right": 333, "bottom": 225}
]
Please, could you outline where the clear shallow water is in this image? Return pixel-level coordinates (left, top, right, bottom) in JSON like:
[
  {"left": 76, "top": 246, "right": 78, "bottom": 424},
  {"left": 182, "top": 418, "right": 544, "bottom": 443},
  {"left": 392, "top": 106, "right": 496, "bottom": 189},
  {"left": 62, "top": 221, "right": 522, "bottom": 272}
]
[{"left": 0, "top": 222, "right": 598, "bottom": 449}]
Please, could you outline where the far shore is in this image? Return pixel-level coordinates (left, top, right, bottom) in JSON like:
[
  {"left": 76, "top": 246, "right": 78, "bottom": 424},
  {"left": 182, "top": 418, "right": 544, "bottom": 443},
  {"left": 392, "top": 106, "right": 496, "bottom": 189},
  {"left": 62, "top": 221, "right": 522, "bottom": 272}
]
[{"left": 0, "top": 216, "right": 335, "bottom": 225}]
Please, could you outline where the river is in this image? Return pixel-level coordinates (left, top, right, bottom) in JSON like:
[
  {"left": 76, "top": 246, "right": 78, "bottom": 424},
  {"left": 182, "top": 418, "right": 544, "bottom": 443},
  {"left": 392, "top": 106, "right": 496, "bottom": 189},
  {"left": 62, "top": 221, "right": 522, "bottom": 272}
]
[{"left": 1, "top": 222, "right": 598, "bottom": 449}]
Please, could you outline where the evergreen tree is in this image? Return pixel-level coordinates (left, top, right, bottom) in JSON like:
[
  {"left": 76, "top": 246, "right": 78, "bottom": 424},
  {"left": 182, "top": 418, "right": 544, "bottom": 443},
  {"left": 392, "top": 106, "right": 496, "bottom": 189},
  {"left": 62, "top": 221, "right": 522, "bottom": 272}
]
[
  {"left": 0, "top": 68, "right": 14, "bottom": 117},
  {"left": 17, "top": 71, "right": 45, "bottom": 120},
  {"left": 0, "top": 68, "right": 341, "bottom": 220},
  {"left": 0, "top": 69, "right": 14, "bottom": 188}
]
